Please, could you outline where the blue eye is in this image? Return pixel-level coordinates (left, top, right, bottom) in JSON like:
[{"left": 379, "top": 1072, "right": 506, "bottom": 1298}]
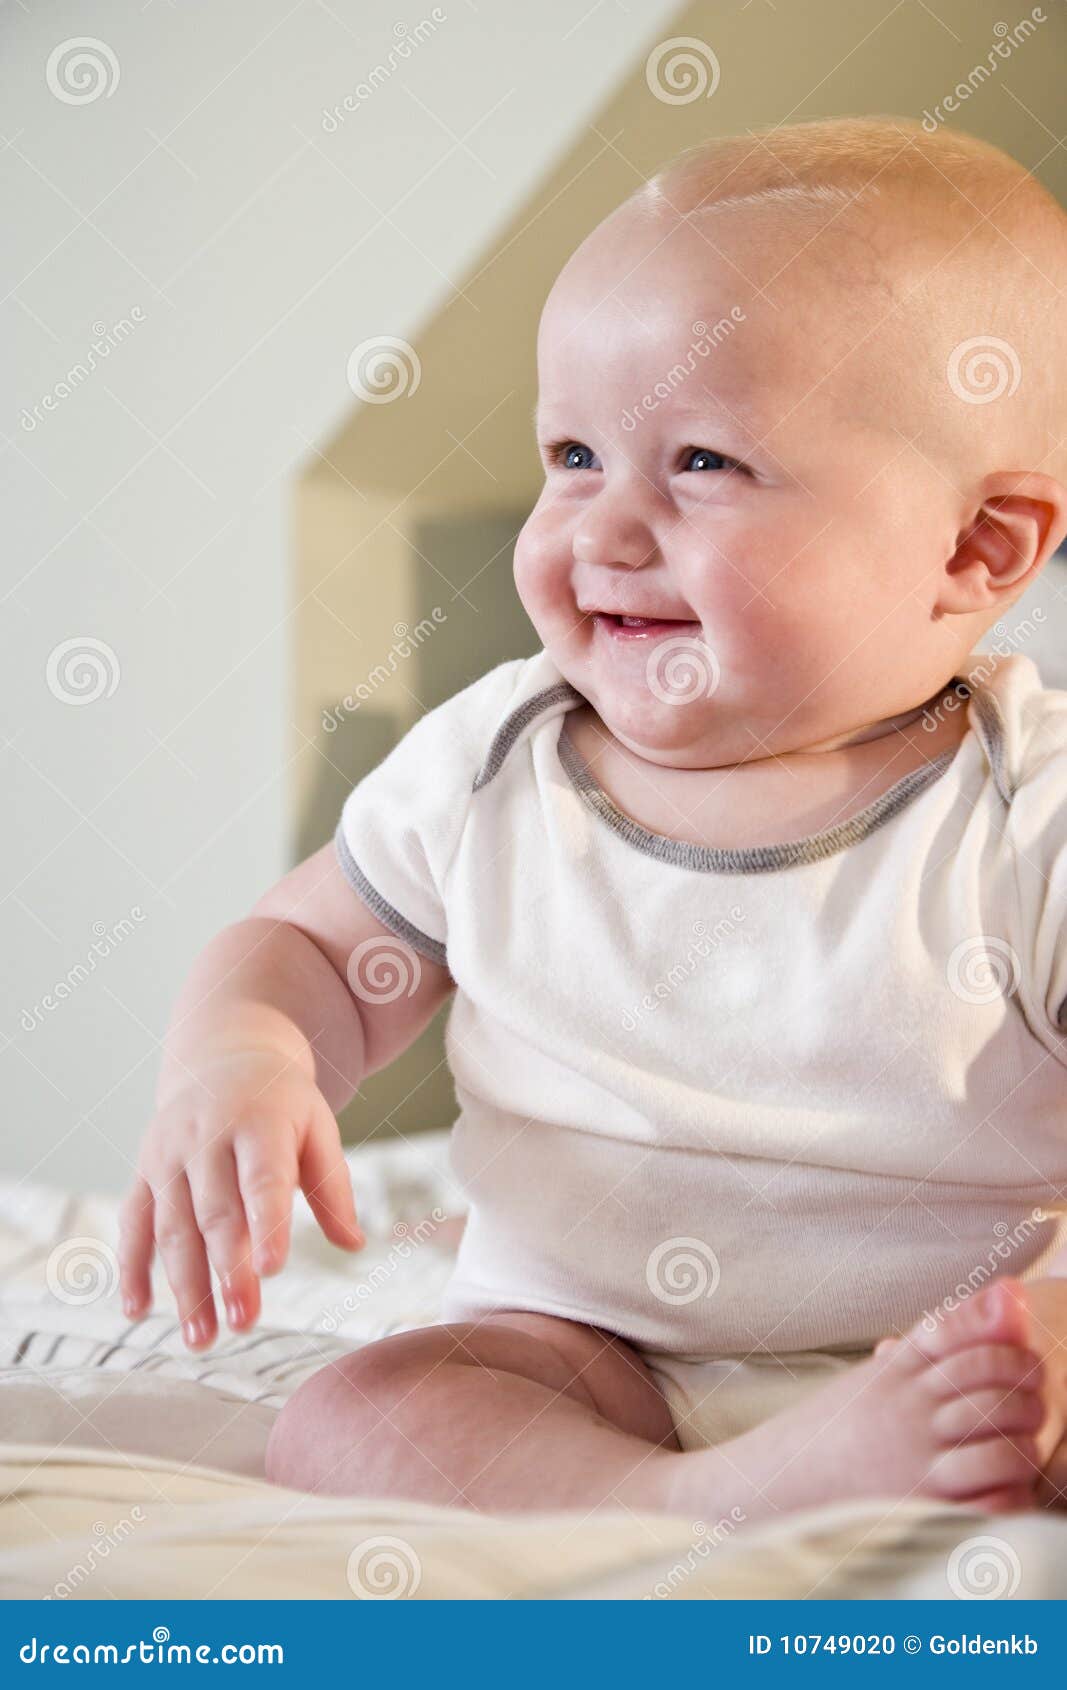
[
  {"left": 558, "top": 442, "right": 596, "bottom": 470},
  {"left": 685, "top": 447, "right": 732, "bottom": 472},
  {"left": 543, "top": 439, "right": 742, "bottom": 476}
]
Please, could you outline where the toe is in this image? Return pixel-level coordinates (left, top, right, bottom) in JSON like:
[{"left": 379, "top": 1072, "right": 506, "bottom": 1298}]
[
  {"left": 927, "top": 1343, "right": 1044, "bottom": 1403},
  {"left": 932, "top": 1433, "right": 1040, "bottom": 1501},
  {"left": 969, "top": 1483, "right": 1035, "bottom": 1515},
  {"left": 934, "top": 1385, "right": 1045, "bottom": 1445},
  {"left": 908, "top": 1280, "right": 1029, "bottom": 1362}
]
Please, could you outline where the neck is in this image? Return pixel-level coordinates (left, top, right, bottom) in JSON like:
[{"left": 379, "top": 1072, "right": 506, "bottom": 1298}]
[
  {"left": 585, "top": 676, "right": 965, "bottom": 774},
  {"left": 803, "top": 679, "right": 959, "bottom": 757}
]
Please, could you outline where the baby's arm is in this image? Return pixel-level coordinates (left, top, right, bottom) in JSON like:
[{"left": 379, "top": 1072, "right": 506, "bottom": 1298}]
[{"left": 118, "top": 842, "right": 453, "bottom": 1349}]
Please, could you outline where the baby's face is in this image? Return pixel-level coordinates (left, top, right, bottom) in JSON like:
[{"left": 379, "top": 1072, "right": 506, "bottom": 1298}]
[{"left": 514, "top": 202, "right": 979, "bottom": 765}]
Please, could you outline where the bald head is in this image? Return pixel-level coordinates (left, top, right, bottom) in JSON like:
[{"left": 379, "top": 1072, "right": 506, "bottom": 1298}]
[
  {"left": 645, "top": 116, "right": 1055, "bottom": 218},
  {"left": 594, "top": 117, "right": 1067, "bottom": 480},
  {"left": 524, "top": 118, "right": 1067, "bottom": 766}
]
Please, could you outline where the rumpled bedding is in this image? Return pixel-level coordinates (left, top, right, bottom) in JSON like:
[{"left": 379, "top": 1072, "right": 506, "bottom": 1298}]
[{"left": 2, "top": 1132, "right": 1065, "bottom": 1600}]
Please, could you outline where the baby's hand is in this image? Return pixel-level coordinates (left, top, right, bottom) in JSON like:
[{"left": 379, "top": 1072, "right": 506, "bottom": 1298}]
[{"left": 117, "top": 1049, "right": 365, "bottom": 1350}]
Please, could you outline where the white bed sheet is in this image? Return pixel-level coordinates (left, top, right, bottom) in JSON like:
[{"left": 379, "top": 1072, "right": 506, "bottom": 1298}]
[
  {"left": 0, "top": 1133, "right": 461, "bottom": 1478},
  {"left": 2, "top": 1131, "right": 1066, "bottom": 1601}
]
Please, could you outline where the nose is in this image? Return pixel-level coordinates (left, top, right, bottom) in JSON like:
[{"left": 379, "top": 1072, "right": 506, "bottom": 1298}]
[{"left": 572, "top": 489, "right": 656, "bottom": 572}]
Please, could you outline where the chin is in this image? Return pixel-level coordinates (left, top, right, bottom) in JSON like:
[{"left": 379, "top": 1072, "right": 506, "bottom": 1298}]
[{"left": 592, "top": 685, "right": 718, "bottom": 757}]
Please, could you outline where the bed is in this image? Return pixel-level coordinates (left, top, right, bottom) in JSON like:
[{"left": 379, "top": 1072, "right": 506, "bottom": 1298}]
[{"left": 2, "top": 1132, "right": 1066, "bottom": 1601}]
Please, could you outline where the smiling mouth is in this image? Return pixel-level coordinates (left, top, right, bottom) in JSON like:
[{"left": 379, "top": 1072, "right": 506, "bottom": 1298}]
[{"left": 590, "top": 612, "right": 702, "bottom": 640}]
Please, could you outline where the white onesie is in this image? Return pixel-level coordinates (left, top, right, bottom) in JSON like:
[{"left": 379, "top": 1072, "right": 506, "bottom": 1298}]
[{"left": 334, "top": 646, "right": 1067, "bottom": 1440}]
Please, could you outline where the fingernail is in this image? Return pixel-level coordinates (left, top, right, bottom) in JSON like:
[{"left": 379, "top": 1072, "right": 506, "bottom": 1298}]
[
  {"left": 225, "top": 1298, "right": 244, "bottom": 1328},
  {"left": 183, "top": 1317, "right": 208, "bottom": 1347},
  {"left": 123, "top": 1297, "right": 139, "bottom": 1320},
  {"left": 979, "top": 1285, "right": 1002, "bottom": 1324}
]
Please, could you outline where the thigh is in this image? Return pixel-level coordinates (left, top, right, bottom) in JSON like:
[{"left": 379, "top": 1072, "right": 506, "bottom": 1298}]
[
  {"left": 288, "top": 1312, "right": 679, "bottom": 1446},
  {"left": 476, "top": 1310, "right": 681, "bottom": 1448},
  {"left": 266, "top": 1311, "right": 680, "bottom": 1493}
]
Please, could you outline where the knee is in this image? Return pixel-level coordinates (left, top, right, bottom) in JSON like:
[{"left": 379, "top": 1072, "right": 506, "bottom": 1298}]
[
  {"left": 263, "top": 1329, "right": 457, "bottom": 1493},
  {"left": 263, "top": 1350, "right": 347, "bottom": 1491}
]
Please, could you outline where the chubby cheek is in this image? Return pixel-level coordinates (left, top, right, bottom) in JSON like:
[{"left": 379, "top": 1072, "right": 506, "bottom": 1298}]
[
  {"left": 683, "top": 540, "right": 843, "bottom": 700},
  {"left": 671, "top": 526, "right": 780, "bottom": 670},
  {"left": 726, "top": 545, "right": 876, "bottom": 705},
  {"left": 513, "top": 512, "right": 577, "bottom": 637}
]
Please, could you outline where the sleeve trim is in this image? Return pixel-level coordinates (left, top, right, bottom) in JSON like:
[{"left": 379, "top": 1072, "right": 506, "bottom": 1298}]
[{"left": 333, "top": 821, "right": 448, "bottom": 969}]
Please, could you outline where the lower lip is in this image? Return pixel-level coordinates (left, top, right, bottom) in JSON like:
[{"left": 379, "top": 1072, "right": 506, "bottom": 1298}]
[{"left": 591, "top": 614, "right": 701, "bottom": 641}]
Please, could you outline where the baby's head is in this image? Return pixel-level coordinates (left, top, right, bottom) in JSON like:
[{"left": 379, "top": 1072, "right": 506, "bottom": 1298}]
[{"left": 513, "top": 117, "right": 1067, "bottom": 765}]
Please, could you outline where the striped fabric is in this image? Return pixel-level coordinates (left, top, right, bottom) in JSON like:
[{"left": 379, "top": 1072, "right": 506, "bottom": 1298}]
[{"left": 0, "top": 1132, "right": 463, "bottom": 1476}]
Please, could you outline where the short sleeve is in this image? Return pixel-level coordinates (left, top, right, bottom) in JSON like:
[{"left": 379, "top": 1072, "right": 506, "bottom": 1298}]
[
  {"left": 1006, "top": 685, "right": 1067, "bottom": 1064},
  {"left": 333, "top": 660, "right": 526, "bottom": 968}
]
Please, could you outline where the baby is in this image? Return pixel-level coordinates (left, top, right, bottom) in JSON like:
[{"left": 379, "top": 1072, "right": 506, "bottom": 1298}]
[{"left": 121, "top": 116, "right": 1067, "bottom": 1523}]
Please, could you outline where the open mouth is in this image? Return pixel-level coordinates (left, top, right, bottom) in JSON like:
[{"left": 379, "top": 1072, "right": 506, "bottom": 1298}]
[{"left": 591, "top": 613, "right": 702, "bottom": 640}]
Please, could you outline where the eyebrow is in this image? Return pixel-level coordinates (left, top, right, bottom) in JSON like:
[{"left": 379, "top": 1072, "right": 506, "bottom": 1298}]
[
  {"left": 532, "top": 390, "right": 748, "bottom": 423},
  {"left": 531, "top": 407, "right": 583, "bottom": 438},
  {"left": 529, "top": 402, "right": 754, "bottom": 447}
]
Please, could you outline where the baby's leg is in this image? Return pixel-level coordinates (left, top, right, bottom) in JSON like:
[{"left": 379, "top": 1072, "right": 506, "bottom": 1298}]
[
  {"left": 266, "top": 1282, "right": 1048, "bottom": 1518},
  {"left": 266, "top": 1310, "right": 685, "bottom": 1512}
]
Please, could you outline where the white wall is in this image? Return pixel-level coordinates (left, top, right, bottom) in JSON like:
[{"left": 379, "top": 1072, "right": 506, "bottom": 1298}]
[{"left": 0, "top": 0, "right": 683, "bottom": 1195}]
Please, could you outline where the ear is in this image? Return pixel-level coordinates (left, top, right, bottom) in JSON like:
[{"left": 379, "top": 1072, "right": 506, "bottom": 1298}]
[{"left": 937, "top": 472, "right": 1067, "bottom": 615}]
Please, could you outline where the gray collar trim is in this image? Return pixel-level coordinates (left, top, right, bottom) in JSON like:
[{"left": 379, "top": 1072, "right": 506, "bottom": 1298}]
[
  {"left": 472, "top": 681, "right": 581, "bottom": 791},
  {"left": 469, "top": 665, "right": 1010, "bottom": 875},
  {"left": 968, "top": 683, "right": 1013, "bottom": 803},
  {"left": 556, "top": 724, "right": 960, "bottom": 875}
]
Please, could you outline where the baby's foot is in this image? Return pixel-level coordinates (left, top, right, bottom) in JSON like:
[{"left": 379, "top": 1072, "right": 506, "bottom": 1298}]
[
  {"left": 876, "top": 1278, "right": 1067, "bottom": 1504},
  {"left": 691, "top": 1280, "right": 1046, "bottom": 1519}
]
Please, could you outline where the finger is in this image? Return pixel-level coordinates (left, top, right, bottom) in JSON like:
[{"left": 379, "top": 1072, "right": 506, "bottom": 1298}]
[
  {"left": 186, "top": 1141, "right": 260, "bottom": 1332},
  {"left": 151, "top": 1169, "right": 218, "bottom": 1350},
  {"left": 234, "top": 1119, "right": 299, "bottom": 1279},
  {"left": 117, "top": 1175, "right": 156, "bottom": 1319},
  {"left": 300, "top": 1093, "right": 364, "bottom": 1250}
]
